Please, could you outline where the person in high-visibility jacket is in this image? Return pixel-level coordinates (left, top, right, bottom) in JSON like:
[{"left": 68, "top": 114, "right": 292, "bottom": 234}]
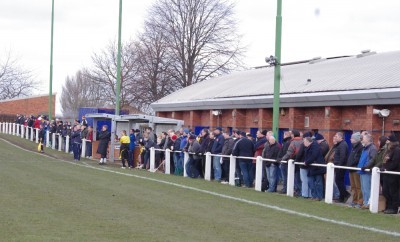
[{"left": 119, "top": 130, "right": 130, "bottom": 169}]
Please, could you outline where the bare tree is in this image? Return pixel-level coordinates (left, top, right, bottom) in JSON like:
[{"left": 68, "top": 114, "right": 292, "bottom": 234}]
[
  {"left": 145, "top": 0, "right": 244, "bottom": 88},
  {"left": 86, "top": 41, "right": 140, "bottom": 109},
  {"left": 134, "top": 28, "right": 178, "bottom": 113},
  {"left": 60, "top": 70, "right": 105, "bottom": 118},
  {"left": 0, "top": 52, "right": 39, "bottom": 100}
]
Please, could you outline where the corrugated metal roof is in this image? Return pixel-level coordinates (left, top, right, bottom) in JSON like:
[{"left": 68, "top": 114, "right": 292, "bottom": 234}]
[{"left": 152, "top": 50, "right": 400, "bottom": 107}]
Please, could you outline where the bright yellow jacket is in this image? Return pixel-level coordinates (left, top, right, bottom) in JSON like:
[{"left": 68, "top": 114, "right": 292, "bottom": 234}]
[{"left": 120, "top": 135, "right": 130, "bottom": 144}]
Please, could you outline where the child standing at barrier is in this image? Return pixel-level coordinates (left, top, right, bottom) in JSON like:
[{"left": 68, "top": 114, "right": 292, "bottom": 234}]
[
  {"left": 119, "top": 130, "right": 130, "bottom": 169},
  {"left": 37, "top": 124, "right": 45, "bottom": 153}
]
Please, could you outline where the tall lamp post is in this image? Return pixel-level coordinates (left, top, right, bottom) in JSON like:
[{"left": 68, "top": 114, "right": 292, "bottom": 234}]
[
  {"left": 49, "top": 0, "right": 55, "bottom": 120},
  {"left": 109, "top": 0, "right": 123, "bottom": 163},
  {"left": 115, "top": 0, "right": 123, "bottom": 116},
  {"left": 272, "top": 0, "right": 282, "bottom": 140}
]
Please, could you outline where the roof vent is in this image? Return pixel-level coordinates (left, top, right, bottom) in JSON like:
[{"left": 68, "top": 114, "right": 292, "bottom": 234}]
[
  {"left": 309, "top": 56, "right": 326, "bottom": 64},
  {"left": 356, "top": 49, "right": 376, "bottom": 58}
]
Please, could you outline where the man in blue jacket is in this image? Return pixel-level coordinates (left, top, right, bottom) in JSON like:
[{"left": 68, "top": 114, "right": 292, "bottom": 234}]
[
  {"left": 128, "top": 129, "right": 136, "bottom": 168},
  {"left": 211, "top": 127, "right": 225, "bottom": 181},
  {"left": 357, "top": 134, "right": 377, "bottom": 209},
  {"left": 178, "top": 128, "right": 189, "bottom": 176}
]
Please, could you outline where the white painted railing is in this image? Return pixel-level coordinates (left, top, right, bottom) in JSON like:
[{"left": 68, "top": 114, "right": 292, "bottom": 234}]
[{"left": 1, "top": 121, "right": 399, "bottom": 214}]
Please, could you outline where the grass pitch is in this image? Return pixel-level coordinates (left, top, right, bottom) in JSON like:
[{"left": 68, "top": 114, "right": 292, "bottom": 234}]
[{"left": 0, "top": 134, "right": 399, "bottom": 241}]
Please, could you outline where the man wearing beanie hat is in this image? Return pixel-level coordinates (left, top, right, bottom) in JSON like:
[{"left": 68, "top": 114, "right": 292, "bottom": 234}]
[
  {"left": 347, "top": 132, "right": 363, "bottom": 208},
  {"left": 315, "top": 133, "right": 329, "bottom": 157}
]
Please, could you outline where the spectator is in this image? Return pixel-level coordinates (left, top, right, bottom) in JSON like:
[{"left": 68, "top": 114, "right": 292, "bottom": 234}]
[
  {"left": 211, "top": 127, "right": 225, "bottom": 182},
  {"left": 144, "top": 134, "right": 160, "bottom": 169},
  {"left": 221, "top": 130, "right": 234, "bottom": 184},
  {"left": 357, "top": 134, "right": 377, "bottom": 209},
  {"left": 297, "top": 132, "right": 311, "bottom": 199},
  {"left": 172, "top": 132, "right": 182, "bottom": 175},
  {"left": 347, "top": 132, "right": 363, "bottom": 208},
  {"left": 86, "top": 126, "right": 93, "bottom": 158},
  {"left": 177, "top": 129, "right": 190, "bottom": 176},
  {"left": 362, "top": 136, "right": 388, "bottom": 170},
  {"left": 71, "top": 125, "right": 82, "bottom": 161},
  {"left": 333, "top": 132, "right": 351, "bottom": 203},
  {"left": 232, "top": 131, "right": 255, "bottom": 187},
  {"left": 119, "top": 130, "right": 130, "bottom": 169},
  {"left": 277, "top": 131, "right": 292, "bottom": 194},
  {"left": 159, "top": 132, "right": 168, "bottom": 161},
  {"left": 246, "top": 133, "right": 255, "bottom": 144},
  {"left": 325, "top": 136, "right": 341, "bottom": 201},
  {"left": 146, "top": 127, "right": 157, "bottom": 142},
  {"left": 97, "top": 125, "right": 111, "bottom": 165},
  {"left": 253, "top": 130, "right": 268, "bottom": 183},
  {"left": 198, "top": 128, "right": 211, "bottom": 177},
  {"left": 186, "top": 135, "right": 202, "bottom": 178},
  {"left": 315, "top": 133, "right": 329, "bottom": 157},
  {"left": 281, "top": 130, "right": 303, "bottom": 196},
  {"left": 381, "top": 135, "right": 400, "bottom": 214},
  {"left": 128, "top": 129, "right": 136, "bottom": 168},
  {"left": 303, "top": 137, "right": 326, "bottom": 201},
  {"left": 38, "top": 124, "right": 45, "bottom": 153},
  {"left": 262, "top": 136, "right": 281, "bottom": 192},
  {"left": 81, "top": 116, "right": 88, "bottom": 126}
]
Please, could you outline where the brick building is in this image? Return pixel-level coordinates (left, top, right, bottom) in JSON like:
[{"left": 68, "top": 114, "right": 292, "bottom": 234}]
[
  {"left": 151, "top": 50, "right": 400, "bottom": 144},
  {"left": 0, "top": 94, "right": 56, "bottom": 119}
]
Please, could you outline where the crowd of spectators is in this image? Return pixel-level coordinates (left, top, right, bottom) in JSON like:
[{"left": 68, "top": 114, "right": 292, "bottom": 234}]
[
  {"left": 12, "top": 113, "right": 400, "bottom": 214},
  {"left": 137, "top": 127, "right": 400, "bottom": 214},
  {"left": 14, "top": 114, "right": 94, "bottom": 160}
]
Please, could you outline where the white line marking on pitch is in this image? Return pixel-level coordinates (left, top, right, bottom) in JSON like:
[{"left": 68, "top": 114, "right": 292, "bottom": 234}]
[{"left": 2, "top": 137, "right": 400, "bottom": 238}]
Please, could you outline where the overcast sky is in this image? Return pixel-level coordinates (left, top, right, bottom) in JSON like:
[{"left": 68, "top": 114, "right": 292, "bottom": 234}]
[{"left": 1, "top": 0, "right": 400, "bottom": 115}]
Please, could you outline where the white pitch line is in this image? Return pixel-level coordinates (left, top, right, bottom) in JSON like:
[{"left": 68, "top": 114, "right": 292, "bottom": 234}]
[{"left": 2, "top": 137, "right": 400, "bottom": 238}]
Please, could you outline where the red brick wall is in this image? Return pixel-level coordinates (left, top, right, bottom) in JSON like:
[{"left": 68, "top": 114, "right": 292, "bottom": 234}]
[
  {"left": 0, "top": 95, "right": 56, "bottom": 117},
  {"left": 159, "top": 104, "right": 400, "bottom": 147},
  {"left": 172, "top": 111, "right": 183, "bottom": 120},
  {"left": 200, "top": 110, "right": 210, "bottom": 126},
  {"left": 258, "top": 108, "right": 273, "bottom": 130}
]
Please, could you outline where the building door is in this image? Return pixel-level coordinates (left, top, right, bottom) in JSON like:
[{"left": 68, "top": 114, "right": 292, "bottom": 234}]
[
  {"left": 392, "top": 131, "right": 400, "bottom": 141},
  {"left": 278, "top": 128, "right": 289, "bottom": 144},
  {"left": 343, "top": 130, "right": 353, "bottom": 187},
  {"left": 250, "top": 128, "right": 258, "bottom": 139},
  {"left": 194, "top": 126, "right": 210, "bottom": 135}
]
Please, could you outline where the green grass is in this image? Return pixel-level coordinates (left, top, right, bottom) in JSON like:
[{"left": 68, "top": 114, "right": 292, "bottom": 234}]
[{"left": 0, "top": 134, "right": 399, "bottom": 241}]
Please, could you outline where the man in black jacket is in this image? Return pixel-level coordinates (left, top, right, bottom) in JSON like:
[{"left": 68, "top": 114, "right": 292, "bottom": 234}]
[
  {"left": 277, "top": 131, "right": 292, "bottom": 193},
  {"left": 333, "top": 132, "right": 350, "bottom": 203},
  {"left": 232, "top": 131, "right": 255, "bottom": 187},
  {"left": 381, "top": 135, "right": 400, "bottom": 214}
]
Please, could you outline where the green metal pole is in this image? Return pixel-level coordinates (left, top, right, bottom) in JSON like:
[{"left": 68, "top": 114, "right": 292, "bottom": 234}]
[
  {"left": 49, "top": 0, "right": 54, "bottom": 120},
  {"left": 115, "top": 0, "right": 123, "bottom": 115},
  {"left": 272, "top": 0, "right": 282, "bottom": 140}
]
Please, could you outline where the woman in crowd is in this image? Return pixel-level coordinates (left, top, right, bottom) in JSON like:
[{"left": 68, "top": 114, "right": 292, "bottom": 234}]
[{"left": 97, "top": 125, "right": 111, "bottom": 165}]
